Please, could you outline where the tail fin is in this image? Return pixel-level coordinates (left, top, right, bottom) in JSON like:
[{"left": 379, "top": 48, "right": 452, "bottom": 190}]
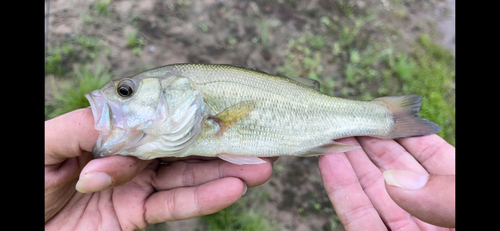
[{"left": 373, "top": 95, "right": 441, "bottom": 139}]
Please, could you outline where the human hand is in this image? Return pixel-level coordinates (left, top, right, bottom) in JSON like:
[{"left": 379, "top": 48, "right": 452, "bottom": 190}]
[
  {"left": 319, "top": 135, "right": 455, "bottom": 230},
  {"left": 45, "top": 108, "right": 274, "bottom": 230}
]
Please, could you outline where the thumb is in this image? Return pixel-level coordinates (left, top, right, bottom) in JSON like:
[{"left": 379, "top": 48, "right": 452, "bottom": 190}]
[
  {"left": 383, "top": 169, "right": 455, "bottom": 228},
  {"left": 45, "top": 108, "right": 99, "bottom": 165},
  {"left": 76, "top": 155, "right": 154, "bottom": 193}
]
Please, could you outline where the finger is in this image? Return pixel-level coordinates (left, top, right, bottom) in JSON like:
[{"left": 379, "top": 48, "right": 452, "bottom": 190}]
[
  {"left": 145, "top": 177, "right": 245, "bottom": 224},
  {"left": 338, "top": 137, "right": 422, "bottom": 230},
  {"left": 384, "top": 169, "right": 455, "bottom": 228},
  {"left": 318, "top": 149, "right": 387, "bottom": 230},
  {"left": 396, "top": 135, "right": 455, "bottom": 175},
  {"left": 45, "top": 108, "right": 99, "bottom": 165},
  {"left": 76, "top": 155, "right": 155, "bottom": 193},
  {"left": 153, "top": 157, "right": 274, "bottom": 190},
  {"left": 356, "top": 136, "right": 427, "bottom": 173}
]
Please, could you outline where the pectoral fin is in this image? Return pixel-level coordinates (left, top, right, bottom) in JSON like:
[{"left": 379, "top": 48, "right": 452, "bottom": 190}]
[
  {"left": 216, "top": 153, "right": 266, "bottom": 165},
  {"left": 212, "top": 101, "right": 257, "bottom": 136},
  {"left": 299, "top": 141, "right": 361, "bottom": 157}
]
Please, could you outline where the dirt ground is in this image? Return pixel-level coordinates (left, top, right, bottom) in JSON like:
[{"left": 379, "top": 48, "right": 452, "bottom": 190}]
[{"left": 45, "top": 0, "right": 454, "bottom": 230}]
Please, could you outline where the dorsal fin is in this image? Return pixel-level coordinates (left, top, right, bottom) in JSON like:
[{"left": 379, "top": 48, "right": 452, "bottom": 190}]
[{"left": 289, "top": 77, "right": 321, "bottom": 91}]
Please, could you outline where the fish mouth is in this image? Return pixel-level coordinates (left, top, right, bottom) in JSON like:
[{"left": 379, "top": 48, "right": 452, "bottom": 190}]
[
  {"left": 85, "top": 90, "right": 111, "bottom": 131},
  {"left": 86, "top": 90, "right": 141, "bottom": 159}
]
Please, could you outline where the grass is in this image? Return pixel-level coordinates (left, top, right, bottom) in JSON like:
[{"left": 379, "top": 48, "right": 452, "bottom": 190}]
[
  {"left": 45, "top": 35, "right": 110, "bottom": 76},
  {"left": 199, "top": 190, "right": 275, "bottom": 231},
  {"left": 276, "top": 31, "right": 454, "bottom": 146},
  {"left": 275, "top": 8, "right": 455, "bottom": 145},
  {"left": 277, "top": 35, "right": 325, "bottom": 81},
  {"left": 93, "top": 0, "right": 112, "bottom": 16},
  {"left": 76, "top": 35, "right": 108, "bottom": 60},
  {"left": 127, "top": 29, "right": 147, "bottom": 56},
  {"left": 344, "top": 47, "right": 387, "bottom": 88},
  {"left": 199, "top": 204, "right": 273, "bottom": 231},
  {"left": 386, "top": 34, "right": 455, "bottom": 145},
  {"left": 46, "top": 45, "right": 71, "bottom": 76},
  {"left": 45, "top": 65, "right": 112, "bottom": 119}
]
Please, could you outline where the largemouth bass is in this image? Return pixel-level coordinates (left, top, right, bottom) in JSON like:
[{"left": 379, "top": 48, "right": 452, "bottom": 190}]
[{"left": 85, "top": 64, "right": 440, "bottom": 165}]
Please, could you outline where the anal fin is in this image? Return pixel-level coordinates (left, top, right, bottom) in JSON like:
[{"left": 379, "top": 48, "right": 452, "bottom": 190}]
[
  {"left": 300, "top": 141, "right": 361, "bottom": 157},
  {"left": 216, "top": 153, "right": 266, "bottom": 165}
]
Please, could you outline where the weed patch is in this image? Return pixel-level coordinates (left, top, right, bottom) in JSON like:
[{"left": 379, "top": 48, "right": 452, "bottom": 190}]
[
  {"left": 93, "top": 0, "right": 112, "bottom": 16},
  {"left": 45, "top": 65, "right": 112, "bottom": 119},
  {"left": 276, "top": 30, "right": 454, "bottom": 145},
  {"left": 387, "top": 34, "right": 455, "bottom": 145},
  {"left": 127, "top": 29, "right": 146, "bottom": 56},
  {"left": 46, "top": 44, "right": 75, "bottom": 75},
  {"left": 46, "top": 35, "right": 109, "bottom": 76},
  {"left": 199, "top": 192, "right": 275, "bottom": 231},
  {"left": 277, "top": 35, "right": 324, "bottom": 84}
]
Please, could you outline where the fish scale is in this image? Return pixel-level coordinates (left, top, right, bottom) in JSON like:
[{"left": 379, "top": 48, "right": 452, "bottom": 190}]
[{"left": 160, "top": 64, "right": 396, "bottom": 157}]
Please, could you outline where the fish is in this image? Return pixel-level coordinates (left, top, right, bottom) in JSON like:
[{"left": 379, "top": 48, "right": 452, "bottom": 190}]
[{"left": 85, "top": 63, "right": 440, "bottom": 165}]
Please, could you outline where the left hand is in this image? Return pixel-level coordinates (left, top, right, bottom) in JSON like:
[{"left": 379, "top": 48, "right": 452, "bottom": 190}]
[
  {"left": 319, "top": 135, "right": 455, "bottom": 230},
  {"left": 45, "top": 108, "right": 275, "bottom": 230}
]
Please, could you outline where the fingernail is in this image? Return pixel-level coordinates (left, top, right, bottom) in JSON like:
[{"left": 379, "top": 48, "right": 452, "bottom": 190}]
[
  {"left": 76, "top": 172, "right": 113, "bottom": 193},
  {"left": 383, "top": 169, "right": 429, "bottom": 190},
  {"left": 242, "top": 182, "right": 248, "bottom": 196}
]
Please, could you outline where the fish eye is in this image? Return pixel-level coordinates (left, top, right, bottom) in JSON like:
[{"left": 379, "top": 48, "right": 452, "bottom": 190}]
[{"left": 117, "top": 79, "right": 135, "bottom": 97}]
